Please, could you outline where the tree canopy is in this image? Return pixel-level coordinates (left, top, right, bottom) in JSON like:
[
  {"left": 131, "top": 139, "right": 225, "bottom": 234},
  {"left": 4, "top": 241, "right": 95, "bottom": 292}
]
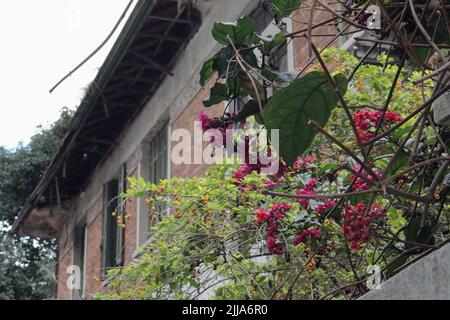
[{"left": 0, "top": 107, "right": 72, "bottom": 300}]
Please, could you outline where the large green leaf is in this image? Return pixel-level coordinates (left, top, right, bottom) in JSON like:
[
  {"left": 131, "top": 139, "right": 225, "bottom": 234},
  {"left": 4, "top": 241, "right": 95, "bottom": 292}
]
[
  {"left": 227, "top": 76, "right": 247, "bottom": 97},
  {"left": 199, "top": 53, "right": 218, "bottom": 86},
  {"left": 264, "top": 71, "right": 348, "bottom": 164},
  {"left": 213, "top": 46, "right": 258, "bottom": 79},
  {"left": 203, "top": 82, "right": 229, "bottom": 108},
  {"left": 252, "top": 32, "right": 286, "bottom": 54},
  {"left": 233, "top": 100, "right": 261, "bottom": 123},
  {"left": 269, "top": 0, "right": 303, "bottom": 21},
  {"left": 387, "top": 151, "right": 409, "bottom": 176},
  {"left": 212, "top": 16, "right": 256, "bottom": 46}
]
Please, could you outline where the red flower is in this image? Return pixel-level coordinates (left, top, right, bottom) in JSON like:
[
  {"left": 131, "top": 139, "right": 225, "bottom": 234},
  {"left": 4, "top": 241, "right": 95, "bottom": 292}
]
[
  {"left": 352, "top": 109, "right": 402, "bottom": 143},
  {"left": 261, "top": 203, "right": 292, "bottom": 255},
  {"left": 255, "top": 208, "right": 271, "bottom": 224},
  {"left": 267, "top": 236, "right": 283, "bottom": 254},
  {"left": 262, "top": 179, "right": 277, "bottom": 188},
  {"left": 232, "top": 164, "right": 260, "bottom": 181},
  {"left": 295, "top": 179, "right": 318, "bottom": 209},
  {"left": 271, "top": 202, "right": 292, "bottom": 213},
  {"left": 341, "top": 202, "right": 387, "bottom": 250},
  {"left": 198, "top": 112, "right": 213, "bottom": 131},
  {"left": 385, "top": 111, "right": 403, "bottom": 124},
  {"left": 293, "top": 156, "right": 317, "bottom": 172},
  {"left": 198, "top": 112, "right": 233, "bottom": 144},
  {"left": 349, "top": 164, "right": 382, "bottom": 191},
  {"left": 314, "top": 200, "right": 336, "bottom": 213},
  {"left": 293, "top": 227, "right": 322, "bottom": 246}
]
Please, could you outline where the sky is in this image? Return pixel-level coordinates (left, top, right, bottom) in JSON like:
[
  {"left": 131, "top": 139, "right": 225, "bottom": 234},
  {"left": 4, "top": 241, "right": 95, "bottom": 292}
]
[{"left": 0, "top": 0, "right": 137, "bottom": 149}]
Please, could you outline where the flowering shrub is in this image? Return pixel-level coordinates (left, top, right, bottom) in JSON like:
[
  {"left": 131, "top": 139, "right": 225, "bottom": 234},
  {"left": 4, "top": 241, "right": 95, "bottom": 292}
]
[
  {"left": 342, "top": 202, "right": 387, "bottom": 251},
  {"left": 198, "top": 112, "right": 234, "bottom": 144},
  {"left": 353, "top": 109, "right": 403, "bottom": 143},
  {"left": 349, "top": 164, "right": 382, "bottom": 191},
  {"left": 97, "top": 1, "right": 450, "bottom": 300},
  {"left": 293, "top": 228, "right": 322, "bottom": 246},
  {"left": 258, "top": 202, "right": 292, "bottom": 254}
]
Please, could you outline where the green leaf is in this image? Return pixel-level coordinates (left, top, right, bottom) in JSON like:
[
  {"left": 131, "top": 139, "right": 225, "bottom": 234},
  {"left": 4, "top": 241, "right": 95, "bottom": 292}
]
[
  {"left": 253, "top": 32, "right": 286, "bottom": 54},
  {"left": 233, "top": 100, "right": 261, "bottom": 123},
  {"left": 417, "top": 223, "right": 436, "bottom": 246},
  {"left": 386, "top": 253, "right": 409, "bottom": 277},
  {"left": 387, "top": 151, "right": 409, "bottom": 176},
  {"left": 203, "top": 82, "right": 229, "bottom": 108},
  {"left": 387, "top": 207, "right": 407, "bottom": 234},
  {"left": 213, "top": 46, "right": 258, "bottom": 79},
  {"left": 227, "top": 76, "right": 246, "bottom": 97},
  {"left": 212, "top": 16, "right": 256, "bottom": 46},
  {"left": 269, "top": 0, "right": 303, "bottom": 21},
  {"left": 254, "top": 113, "right": 265, "bottom": 125},
  {"left": 214, "top": 46, "right": 236, "bottom": 78},
  {"left": 317, "top": 163, "right": 340, "bottom": 176},
  {"left": 264, "top": 71, "right": 348, "bottom": 164},
  {"left": 405, "top": 216, "right": 421, "bottom": 250},
  {"left": 199, "top": 54, "right": 218, "bottom": 86}
]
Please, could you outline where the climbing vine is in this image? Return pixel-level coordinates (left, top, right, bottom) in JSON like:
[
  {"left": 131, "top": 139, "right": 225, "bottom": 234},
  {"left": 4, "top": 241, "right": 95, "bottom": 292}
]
[{"left": 98, "top": 0, "right": 450, "bottom": 300}]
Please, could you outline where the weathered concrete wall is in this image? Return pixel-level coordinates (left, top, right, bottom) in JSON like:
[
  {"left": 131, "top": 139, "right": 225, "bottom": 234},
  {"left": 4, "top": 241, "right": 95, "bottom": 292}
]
[{"left": 361, "top": 244, "right": 450, "bottom": 300}]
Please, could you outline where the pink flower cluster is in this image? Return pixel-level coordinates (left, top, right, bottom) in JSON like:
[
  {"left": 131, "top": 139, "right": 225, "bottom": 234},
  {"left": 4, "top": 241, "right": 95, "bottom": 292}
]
[
  {"left": 292, "top": 156, "right": 317, "bottom": 172},
  {"left": 232, "top": 154, "right": 318, "bottom": 186},
  {"left": 256, "top": 203, "right": 292, "bottom": 255},
  {"left": 349, "top": 164, "right": 382, "bottom": 191},
  {"left": 293, "top": 227, "right": 322, "bottom": 246},
  {"left": 296, "top": 179, "right": 317, "bottom": 209},
  {"left": 295, "top": 179, "right": 336, "bottom": 213},
  {"left": 232, "top": 158, "right": 288, "bottom": 186},
  {"left": 341, "top": 202, "right": 387, "bottom": 250},
  {"left": 198, "top": 112, "right": 233, "bottom": 144},
  {"left": 353, "top": 109, "right": 402, "bottom": 143},
  {"left": 232, "top": 164, "right": 261, "bottom": 181}
]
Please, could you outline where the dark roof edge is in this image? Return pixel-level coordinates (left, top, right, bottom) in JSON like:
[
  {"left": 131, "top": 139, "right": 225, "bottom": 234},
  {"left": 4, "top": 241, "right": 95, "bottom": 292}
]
[{"left": 12, "top": 0, "right": 156, "bottom": 235}]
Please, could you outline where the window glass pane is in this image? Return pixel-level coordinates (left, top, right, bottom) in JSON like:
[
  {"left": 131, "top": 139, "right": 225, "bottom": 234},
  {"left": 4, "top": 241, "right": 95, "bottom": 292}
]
[
  {"left": 73, "top": 225, "right": 86, "bottom": 299},
  {"left": 102, "top": 179, "right": 119, "bottom": 270},
  {"left": 148, "top": 124, "right": 169, "bottom": 224},
  {"left": 115, "top": 165, "right": 126, "bottom": 266},
  {"left": 149, "top": 124, "right": 168, "bottom": 184}
]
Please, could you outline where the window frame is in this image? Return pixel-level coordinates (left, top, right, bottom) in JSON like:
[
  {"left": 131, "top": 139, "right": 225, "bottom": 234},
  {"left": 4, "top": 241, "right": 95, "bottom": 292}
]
[
  {"left": 72, "top": 223, "right": 87, "bottom": 300},
  {"left": 101, "top": 164, "right": 127, "bottom": 274},
  {"left": 136, "top": 122, "right": 170, "bottom": 248}
]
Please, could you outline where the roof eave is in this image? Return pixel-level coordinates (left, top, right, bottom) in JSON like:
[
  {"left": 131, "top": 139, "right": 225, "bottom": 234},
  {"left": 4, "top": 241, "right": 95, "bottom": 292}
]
[{"left": 11, "top": 0, "right": 156, "bottom": 235}]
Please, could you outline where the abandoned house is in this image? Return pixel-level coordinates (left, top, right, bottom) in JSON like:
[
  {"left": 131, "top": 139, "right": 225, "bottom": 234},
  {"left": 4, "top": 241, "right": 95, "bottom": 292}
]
[{"left": 11, "top": 0, "right": 364, "bottom": 299}]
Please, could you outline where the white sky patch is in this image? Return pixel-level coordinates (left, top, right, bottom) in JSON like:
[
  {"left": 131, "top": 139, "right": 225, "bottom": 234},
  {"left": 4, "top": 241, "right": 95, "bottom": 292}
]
[{"left": 0, "top": 0, "right": 137, "bottom": 149}]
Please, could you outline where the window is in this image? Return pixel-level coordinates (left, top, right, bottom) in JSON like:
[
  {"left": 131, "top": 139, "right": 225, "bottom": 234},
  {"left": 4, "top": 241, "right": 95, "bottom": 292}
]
[
  {"left": 253, "top": 5, "right": 294, "bottom": 73},
  {"left": 136, "top": 123, "right": 170, "bottom": 247},
  {"left": 72, "top": 224, "right": 86, "bottom": 299},
  {"left": 149, "top": 124, "right": 168, "bottom": 185},
  {"left": 148, "top": 124, "right": 169, "bottom": 222},
  {"left": 102, "top": 165, "right": 127, "bottom": 272}
]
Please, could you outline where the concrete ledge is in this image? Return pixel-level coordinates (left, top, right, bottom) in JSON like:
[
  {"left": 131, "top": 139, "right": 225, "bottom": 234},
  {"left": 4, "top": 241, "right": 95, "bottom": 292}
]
[{"left": 360, "top": 244, "right": 450, "bottom": 300}]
